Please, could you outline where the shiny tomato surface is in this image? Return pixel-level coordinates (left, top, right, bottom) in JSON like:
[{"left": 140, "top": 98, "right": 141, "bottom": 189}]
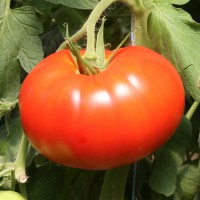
[{"left": 19, "top": 46, "right": 185, "bottom": 170}]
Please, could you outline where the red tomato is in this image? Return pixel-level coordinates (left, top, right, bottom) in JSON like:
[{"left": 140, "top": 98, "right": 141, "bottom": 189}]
[{"left": 19, "top": 46, "right": 184, "bottom": 170}]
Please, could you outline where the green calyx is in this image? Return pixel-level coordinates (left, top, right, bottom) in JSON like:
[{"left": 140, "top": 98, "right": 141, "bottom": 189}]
[
  {"left": 59, "top": 0, "right": 153, "bottom": 75},
  {"left": 67, "top": 17, "right": 132, "bottom": 76},
  {"left": 66, "top": 17, "right": 107, "bottom": 75},
  {"left": 67, "top": 41, "right": 98, "bottom": 75}
]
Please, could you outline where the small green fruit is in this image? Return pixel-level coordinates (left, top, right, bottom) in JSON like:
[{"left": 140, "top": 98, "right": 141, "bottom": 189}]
[{"left": 0, "top": 191, "right": 26, "bottom": 200}]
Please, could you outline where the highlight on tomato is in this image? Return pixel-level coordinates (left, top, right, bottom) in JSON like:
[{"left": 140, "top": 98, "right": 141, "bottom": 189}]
[{"left": 19, "top": 46, "right": 185, "bottom": 170}]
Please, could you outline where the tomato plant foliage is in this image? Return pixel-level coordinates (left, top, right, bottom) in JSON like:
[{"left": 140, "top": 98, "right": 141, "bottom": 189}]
[{"left": 0, "top": 0, "right": 200, "bottom": 200}]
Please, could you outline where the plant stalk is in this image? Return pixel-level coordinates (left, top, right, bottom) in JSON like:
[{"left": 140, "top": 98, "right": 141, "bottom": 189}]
[
  {"left": 15, "top": 133, "right": 29, "bottom": 183},
  {"left": 186, "top": 101, "right": 199, "bottom": 120},
  {"left": 0, "top": 168, "right": 15, "bottom": 177},
  {"left": 57, "top": 0, "right": 151, "bottom": 52},
  {"left": 83, "top": 0, "right": 118, "bottom": 60},
  {"left": 57, "top": 23, "right": 87, "bottom": 51}
]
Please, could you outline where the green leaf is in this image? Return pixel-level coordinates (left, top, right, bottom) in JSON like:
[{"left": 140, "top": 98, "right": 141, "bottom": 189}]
[
  {"left": 148, "top": 1, "right": 200, "bottom": 101},
  {"left": 0, "top": 1, "right": 6, "bottom": 22},
  {"left": 153, "top": 0, "right": 189, "bottom": 5},
  {"left": 0, "top": 108, "right": 32, "bottom": 190},
  {"left": 0, "top": 112, "right": 24, "bottom": 165},
  {"left": 149, "top": 149, "right": 177, "bottom": 196},
  {"left": 41, "top": 26, "right": 63, "bottom": 57},
  {"left": 0, "top": 111, "right": 26, "bottom": 189},
  {"left": 171, "top": 181, "right": 183, "bottom": 200},
  {"left": 0, "top": 5, "right": 43, "bottom": 73},
  {"left": 45, "top": 0, "right": 99, "bottom": 9},
  {"left": 0, "top": 4, "right": 43, "bottom": 100},
  {"left": 170, "top": 0, "right": 189, "bottom": 4},
  {"left": 30, "top": 0, "right": 56, "bottom": 13},
  {"left": 26, "top": 165, "right": 65, "bottom": 200},
  {"left": 148, "top": 116, "right": 192, "bottom": 196},
  {"left": 178, "top": 163, "right": 200, "bottom": 200},
  {"left": 26, "top": 165, "right": 104, "bottom": 200},
  {"left": 0, "top": 59, "right": 20, "bottom": 101},
  {"left": 56, "top": 168, "right": 104, "bottom": 200},
  {"left": 53, "top": 7, "right": 87, "bottom": 38},
  {"left": 69, "top": 170, "right": 103, "bottom": 200},
  {"left": 99, "top": 165, "right": 130, "bottom": 200}
]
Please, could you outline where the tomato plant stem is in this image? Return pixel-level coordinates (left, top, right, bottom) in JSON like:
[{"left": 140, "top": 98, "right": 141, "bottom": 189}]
[
  {"left": 84, "top": 0, "right": 118, "bottom": 60},
  {"left": 0, "top": 168, "right": 15, "bottom": 177},
  {"left": 186, "top": 101, "right": 199, "bottom": 120},
  {"left": 57, "top": 0, "right": 151, "bottom": 52},
  {"left": 133, "top": 10, "right": 151, "bottom": 47},
  {"left": 131, "top": 13, "right": 135, "bottom": 46},
  {"left": 84, "top": 0, "right": 151, "bottom": 58},
  {"left": 57, "top": 23, "right": 87, "bottom": 51},
  {"left": 57, "top": 0, "right": 118, "bottom": 52},
  {"left": 14, "top": 134, "right": 29, "bottom": 184}
]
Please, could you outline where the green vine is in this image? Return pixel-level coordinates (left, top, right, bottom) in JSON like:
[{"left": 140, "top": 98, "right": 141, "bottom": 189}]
[
  {"left": 57, "top": 0, "right": 152, "bottom": 58},
  {"left": 186, "top": 101, "right": 199, "bottom": 120},
  {"left": 14, "top": 134, "right": 29, "bottom": 183}
]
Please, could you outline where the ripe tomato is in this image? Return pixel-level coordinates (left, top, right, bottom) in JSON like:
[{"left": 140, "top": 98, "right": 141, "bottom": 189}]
[{"left": 19, "top": 46, "right": 184, "bottom": 170}]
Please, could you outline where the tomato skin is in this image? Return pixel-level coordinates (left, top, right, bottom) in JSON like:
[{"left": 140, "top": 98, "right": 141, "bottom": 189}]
[{"left": 19, "top": 46, "right": 184, "bottom": 170}]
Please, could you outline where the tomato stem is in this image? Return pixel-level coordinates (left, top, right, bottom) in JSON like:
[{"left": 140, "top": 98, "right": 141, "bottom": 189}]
[
  {"left": 133, "top": 9, "right": 151, "bottom": 47},
  {"left": 81, "top": 0, "right": 151, "bottom": 57},
  {"left": 57, "top": 23, "right": 87, "bottom": 51},
  {"left": 15, "top": 134, "right": 29, "bottom": 184},
  {"left": 186, "top": 101, "right": 199, "bottom": 120},
  {"left": 83, "top": 0, "right": 118, "bottom": 60},
  {"left": 57, "top": 0, "right": 152, "bottom": 74},
  {"left": 67, "top": 40, "right": 98, "bottom": 75},
  {"left": 131, "top": 13, "right": 135, "bottom": 46},
  {"left": 0, "top": 168, "right": 15, "bottom": 177},
  {"left": 57, "top": 0, "right": 151, "bottom": 52}
]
